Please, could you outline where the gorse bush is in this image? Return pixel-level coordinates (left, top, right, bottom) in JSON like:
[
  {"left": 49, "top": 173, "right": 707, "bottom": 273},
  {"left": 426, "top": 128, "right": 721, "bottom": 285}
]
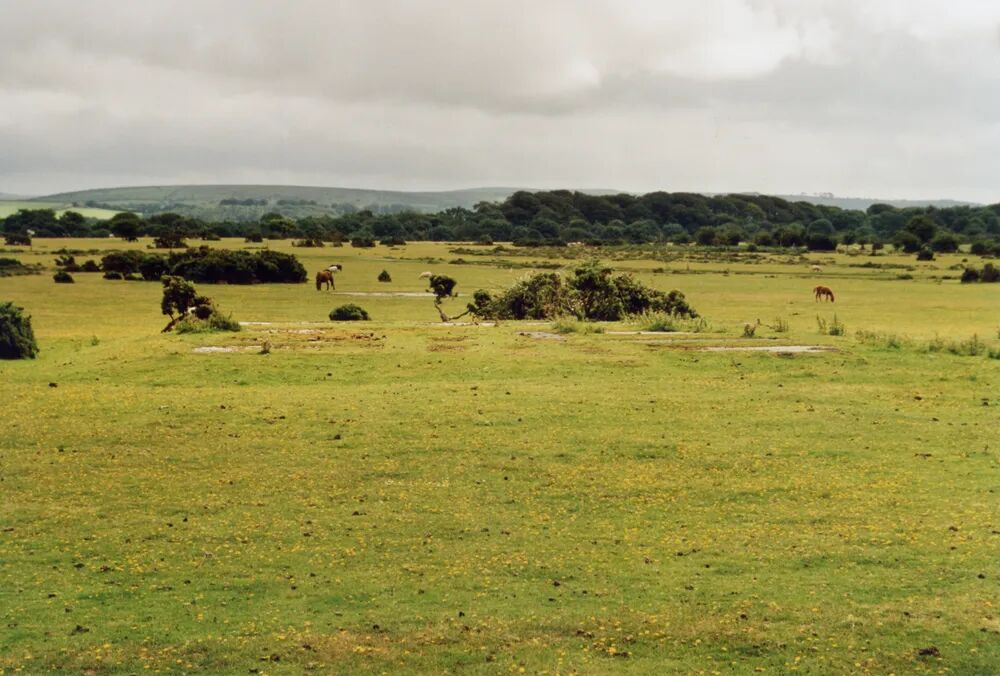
[
  {"left": 160, "top": 276, "right": 239, "bottom": 333},
  {"left": 378, "top": 270, "right": 392, "bottom": 283},
  {"left": 100, "top": 247, "right": 307, "bottom": 284},
  {"left": 329, "top": 304, "right": 370, "bottom": 321},
  {"left": 53, "top": 270, "right": 74, "bottom": 283},
  {"left": 467, "top": 261, "right": 697, "bottom": 321},
  {"left": 961, "top": 263, "right": 999, "bottom": 284},
  {"left": 0, "top": 302, "right": 38, "bottom": 359}
]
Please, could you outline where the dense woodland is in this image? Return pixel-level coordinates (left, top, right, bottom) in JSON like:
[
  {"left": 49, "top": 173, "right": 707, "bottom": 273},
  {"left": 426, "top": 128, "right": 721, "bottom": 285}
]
[{"left": 4, "top": 190, "right": 1000, "bottom": 255}]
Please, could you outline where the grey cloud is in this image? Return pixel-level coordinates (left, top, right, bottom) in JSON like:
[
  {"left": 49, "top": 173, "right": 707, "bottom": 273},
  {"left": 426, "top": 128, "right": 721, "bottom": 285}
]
[{"left": 1, "top": 1, "right": 999, "bottom": 200}]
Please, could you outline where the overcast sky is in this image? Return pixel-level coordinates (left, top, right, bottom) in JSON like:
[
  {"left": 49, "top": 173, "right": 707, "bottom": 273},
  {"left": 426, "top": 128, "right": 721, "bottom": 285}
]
[{"left": 2, "top": 0, "right": 1000, "bottom": 201}]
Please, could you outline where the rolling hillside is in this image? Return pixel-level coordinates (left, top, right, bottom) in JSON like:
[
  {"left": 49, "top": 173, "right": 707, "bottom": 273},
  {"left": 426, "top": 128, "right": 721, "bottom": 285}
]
[{"left": 24, "top": 184, "right": 982, "bottom": 222}]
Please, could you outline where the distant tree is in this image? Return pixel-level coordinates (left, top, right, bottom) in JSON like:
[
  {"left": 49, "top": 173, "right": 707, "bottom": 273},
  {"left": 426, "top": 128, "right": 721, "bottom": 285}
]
[
  {"left": 695, "top": 226, "right": 717, "bottom": 246},
  {"left": 929, "top": 231, "right": 959, "bottom": 253},
  {"left": 109, "top": 212, "right": 142, "bottom": 241},
  {"left": 905, "top": 215, "right": 938, "bottom": 244}
]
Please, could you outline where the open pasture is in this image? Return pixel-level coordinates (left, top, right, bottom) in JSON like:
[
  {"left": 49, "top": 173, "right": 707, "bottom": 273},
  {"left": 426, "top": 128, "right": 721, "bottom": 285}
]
[
  {"left": 1, "top": 239, "right": 998, "bottom": 673},
  {"left": 0, "top": 201, "right": 121, "bottom": 220}
]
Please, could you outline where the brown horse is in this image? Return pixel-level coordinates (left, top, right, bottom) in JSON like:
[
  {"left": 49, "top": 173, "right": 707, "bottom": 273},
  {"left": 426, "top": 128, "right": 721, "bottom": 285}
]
[
  {"left": 316, "top": 270, "right": 335, "bottom": 290},
  {"left": 316, "top": 264, "right": 342, "bottom": 291},
  {"left": 813, "top": 285, "right": 835, "bottom": 302}
]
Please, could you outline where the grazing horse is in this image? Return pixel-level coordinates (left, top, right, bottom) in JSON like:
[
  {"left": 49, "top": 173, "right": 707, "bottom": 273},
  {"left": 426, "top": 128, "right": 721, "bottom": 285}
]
[
  {"left": 810, "top": 265, "right": 823, "bottom": 273},
  {"left": 315, "top": 264, "right": 342, "bottom": 291},
  {"left": 316, "top": 269, "right": 336, "bottom": 290},
  {"left": 813, "top": 285, "right": 835, "bottom": 302}
]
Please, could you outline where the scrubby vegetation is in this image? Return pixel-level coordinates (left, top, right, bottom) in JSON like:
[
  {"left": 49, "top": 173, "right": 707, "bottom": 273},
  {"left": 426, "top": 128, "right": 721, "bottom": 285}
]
[
  {"left": 378, "top": 269, "right": 392, "bottom": 282},
  {"left": 0, "top": 301, "right": 39, "bottom": 359},
  {"left": 99, "top": 247, "right": 307, "bottom": 284},
  {"left": 960, "top": 262, "right": 999, "bottom": 283},
  {"left": 467, "top": 261, "right": 697, "bottom": 321},
  {"left": 52, "top": 270, "right": 74, "bottom": 283},
  {"left": 160, "top": 276, "right": 239, "bottom": 333},
  {"left": 329, "top": 304, "right": 370, "bottom": 321}
]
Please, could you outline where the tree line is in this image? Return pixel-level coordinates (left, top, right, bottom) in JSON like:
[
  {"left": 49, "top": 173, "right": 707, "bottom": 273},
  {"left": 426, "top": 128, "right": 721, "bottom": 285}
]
[{"left": 4, "top": 191, "right": 1000, "bottom": 254}]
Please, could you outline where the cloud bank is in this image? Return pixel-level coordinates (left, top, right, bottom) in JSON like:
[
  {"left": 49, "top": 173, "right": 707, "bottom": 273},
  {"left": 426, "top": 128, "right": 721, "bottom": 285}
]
[{"left": 2, "top": 0, "right": 999, "bottom": 200}]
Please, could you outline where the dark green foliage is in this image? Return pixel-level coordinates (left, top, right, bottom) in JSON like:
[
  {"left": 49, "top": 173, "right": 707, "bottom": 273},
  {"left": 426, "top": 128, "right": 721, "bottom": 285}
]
[
  {"left": 963, "top": 263, "right": 999, "bottom": 283},
  {"left": 351, "top": 236, "right": 376, "bottom": 248},
  {"left": 4, "top": 232, "right": 31, "bottom": 246},
  {"left": 163, "top": 248, "right": 307, "bottom": 284},
  {"left": 109, "top": 212, "right": 142, "bottom": 241},
  {"left": 378, "top": 270, "right": 392, "bottom": 283},
  {"left": 0, "top": 258, "right": 21, "bottom": 268},
  {"left": 468, "top": 262, "right": 697, "bottom": 321},
  {"left": 152, "top": 232, "right": 188, "bottom": 249},
  {"left": 329, "top": 304, "right": 370, "bottom": 321},
  {"left": 0, "top": 302, "right": 39, "bottom": 359},
  {"left": 161, "top": 276, "right": 198, "bottom": 319},
  {"left": 380, "top": 236, "right": 406, "bottom": 246},
  {"left": 80, "top": 260, "right": 101, "bottom": 273},
  {"left": 916, "top": 247, "right": 935, "bottom": 261},
  {"left": 102, "top": 271, "right": 123, "bottom": 280},
  {"left": 293, "top": 238, "right": 325, "bottom": 247},
  {"left": 53, "top": 270, "right": 74, "bottom": 283},
  {"left": 960, "top": 267, "right": 980, "bottom": 283},
  {"left": 428, "top": 275, "right": 457, "bottom": 300},
  {"left": 930, "top": 232, "right": 959, "bottom": 253},
  {"left": 100, "top": 251, "right": 145, "bottom": 274},
  {"left": 138, "top": 254, "right": 170, "bottom": 281}
]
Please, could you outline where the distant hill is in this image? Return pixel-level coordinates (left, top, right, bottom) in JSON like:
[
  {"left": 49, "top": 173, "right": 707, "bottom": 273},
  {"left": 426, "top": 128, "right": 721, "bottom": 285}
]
[
  {"left": 769, "top": 193, "right": 980, "bottom": 211},
  {"left": 32, "top": 185, "right": 529, "bottom": 221},
  {"left": 27, "top": 184, "right": 984, "bottom": 222}
]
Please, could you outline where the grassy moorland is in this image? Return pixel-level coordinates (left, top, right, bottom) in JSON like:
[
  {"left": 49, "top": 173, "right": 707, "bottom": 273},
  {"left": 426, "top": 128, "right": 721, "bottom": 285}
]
[
  {"left": 0, "top": 239, "right": 998, "bottom": 674},
  {"left": 0, "top": 201, "right": 120, "bottom": 220}
]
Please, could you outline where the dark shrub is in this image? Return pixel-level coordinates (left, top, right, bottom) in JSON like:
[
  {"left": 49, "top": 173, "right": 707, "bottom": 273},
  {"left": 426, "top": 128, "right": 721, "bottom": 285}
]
[
  {"left": 378, "top": 270, "right": 392, "bottom": 282},
  {"left": 930, "top": 232, "right": 960, "bottom": 253},
  {"left": 138, "top": 254, "right": 170, "bottom": 281},
  {"left": 166, "top": 248, "right": 307, "bottom": 284},
  {"left": 153, "top": 232, "right": 188, "bottom": 249},
  {"left": 468, "top": 262, "right": 698, "bottom": 321},
  {"left": 961, "top": 267, "right": 980, "bottom": 284},
  {"left": 123, "top": 273, "right": 143, "bottom": 281},
  {"left": 380, "top": 236, "right": 406, "bottom": 246},
  {"left": 4, "top": 232, "right": 31, "bottom": 246},
  {"left": 916, "top": 247, "right": 935, "bottom": 261},
  {"left": 245, "top": 233, "right": 264, "bottom": 243},
  {"left": 330, "top": 304, "right": 370, "bottom": 321},
  {"left": 0, "top": 302, "right": 38, "bottom": 359},
  {"left": 80, "top": 260, "right": 101, "bottom": 273},
  {"left": 53, "top": 270, "right": 74, "bottom": 283},
  {"left": 293, "top": 238, "right": 325, "bottom": 247},
  {"left": 351, "top": 236, "right": 376, "bottom": 248},
  {"left": 983, "top": 263, "right": 1000, "bottom": 283},
  {"left": 103, "top": 271, "right": 124, "bottom": 280},
  {"left": 101, "top": 250, "right": 145, "bottom": 274}
]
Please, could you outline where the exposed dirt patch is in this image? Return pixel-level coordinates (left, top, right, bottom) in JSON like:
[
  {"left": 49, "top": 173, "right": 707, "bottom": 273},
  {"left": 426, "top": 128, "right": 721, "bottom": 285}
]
[
  {"left": 518, "top": 331, "right": 565, "bottom": 341},
  {"left": 192, "top": 345, "right": 262, "bottom": 354}
]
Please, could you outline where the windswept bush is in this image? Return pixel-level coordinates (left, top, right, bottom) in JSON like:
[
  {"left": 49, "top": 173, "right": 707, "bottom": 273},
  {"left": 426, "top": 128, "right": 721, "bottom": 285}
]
[
  {"left": 0, "top": 302, "right": 39, "bottom": 359},
  {"left": 467, "top": 262, "right": 697, "bottom": 321},
  {"left": 329, "top": 304, "right": 370, "bottom": 321},
  {"left": 160, "top": 276, "right": 239, "bottom": 332}
]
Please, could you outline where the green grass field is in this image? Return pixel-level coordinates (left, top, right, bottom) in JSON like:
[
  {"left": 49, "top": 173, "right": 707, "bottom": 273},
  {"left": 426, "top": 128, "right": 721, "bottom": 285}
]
[
  {"left": 0, "top": 201, "right": 120, "bottom": 220},
  {"left": 1, "top": 240, "right": 998, "bottom": 673}
]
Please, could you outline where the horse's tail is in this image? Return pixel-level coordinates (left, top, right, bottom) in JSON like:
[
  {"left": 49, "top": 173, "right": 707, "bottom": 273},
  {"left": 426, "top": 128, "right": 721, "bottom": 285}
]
[
  {"left": 315, "top": 273, "right": 322, "bottom": 290},
  {"left": 828, "top": 289, "right": 835, "bottom": 302}
]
